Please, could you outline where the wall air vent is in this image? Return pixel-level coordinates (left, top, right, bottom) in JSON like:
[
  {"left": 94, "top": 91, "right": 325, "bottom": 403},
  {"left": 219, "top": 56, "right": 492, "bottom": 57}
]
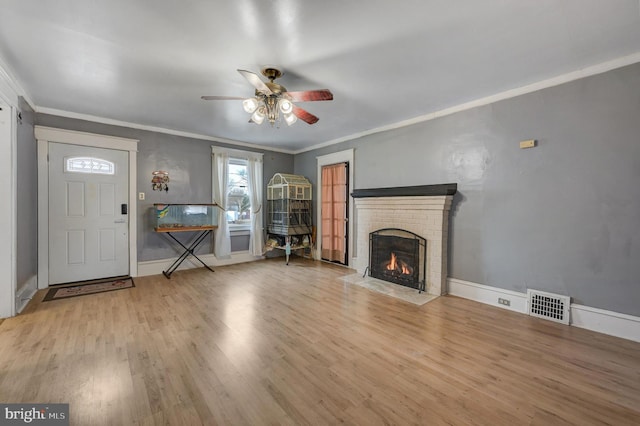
[{"left": 527, "top": 289, "right": 570, "bottom": 325}]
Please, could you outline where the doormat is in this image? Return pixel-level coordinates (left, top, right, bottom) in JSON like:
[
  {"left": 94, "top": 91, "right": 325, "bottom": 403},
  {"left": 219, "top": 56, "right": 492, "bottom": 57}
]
[{"left": 43, "top": 277, "right": 134, "bottom": 301}]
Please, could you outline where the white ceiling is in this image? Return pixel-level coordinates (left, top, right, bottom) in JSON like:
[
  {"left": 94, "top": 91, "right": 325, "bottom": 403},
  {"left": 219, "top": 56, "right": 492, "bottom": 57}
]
[{"left": 1, "top": 1, "right": 639, "bottom": 152}]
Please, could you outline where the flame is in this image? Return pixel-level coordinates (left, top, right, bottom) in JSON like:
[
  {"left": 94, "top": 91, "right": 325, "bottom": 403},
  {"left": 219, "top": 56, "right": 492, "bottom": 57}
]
[
  {"left": 387, "top": 252, "right": 397, "bottom": 271},
  {"left": 386, "top": 252, "right": 411, "bottom": 275}
]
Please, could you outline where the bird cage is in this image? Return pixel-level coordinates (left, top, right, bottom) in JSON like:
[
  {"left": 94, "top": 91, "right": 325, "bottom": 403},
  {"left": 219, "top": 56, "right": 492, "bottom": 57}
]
[
  {"left": 267, "top": 173, "right": 313, "bottom": 237},
  {"left": 267, "top": 173, "right": 312, "bottom": 201}
]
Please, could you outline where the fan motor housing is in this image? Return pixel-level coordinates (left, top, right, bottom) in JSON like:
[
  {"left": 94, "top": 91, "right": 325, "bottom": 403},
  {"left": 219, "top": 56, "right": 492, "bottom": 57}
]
[
  {"left": 261, "top": 67, "right": 283, "bottom": 80},
  {"left": 264, "top": 82, "right": 286, "bottom": 95}
]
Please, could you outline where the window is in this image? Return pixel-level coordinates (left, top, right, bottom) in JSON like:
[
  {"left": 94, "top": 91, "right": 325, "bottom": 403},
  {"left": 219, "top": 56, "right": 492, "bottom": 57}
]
[
  {"left": 226, "top": 158, "right": 250, "bottom": 228},
  {"left": 65, "top": 157, "right": 115, "bottom": 175},
  {"left": 212, "top": 146, "right": 263, "bottom": 233},
  {"left": 212, "top": 146, "right": 264, "bottom": 256}
]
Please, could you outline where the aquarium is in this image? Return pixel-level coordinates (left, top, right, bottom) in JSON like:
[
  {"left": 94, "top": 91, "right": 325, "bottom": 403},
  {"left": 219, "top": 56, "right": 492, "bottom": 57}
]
[{"left": 153, "top": 204, "right": 219, "bottom": 232}]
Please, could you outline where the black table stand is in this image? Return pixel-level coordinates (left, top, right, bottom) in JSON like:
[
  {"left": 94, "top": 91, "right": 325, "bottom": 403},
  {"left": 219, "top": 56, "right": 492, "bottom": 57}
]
[{"left": 162, "top": 230, "right": 214, "bottom": 278}]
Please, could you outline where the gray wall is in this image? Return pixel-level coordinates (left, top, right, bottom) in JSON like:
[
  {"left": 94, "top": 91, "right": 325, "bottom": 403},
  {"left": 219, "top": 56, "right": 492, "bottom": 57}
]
[
  {"left": 35, "top": 114, "right": 294, "bottom": 261},
  {"left": 295, "top": 62, "right": 640, "bottom": 317},
  {"left": 16, "top": 97, "right": 37, "bottom": 291}
]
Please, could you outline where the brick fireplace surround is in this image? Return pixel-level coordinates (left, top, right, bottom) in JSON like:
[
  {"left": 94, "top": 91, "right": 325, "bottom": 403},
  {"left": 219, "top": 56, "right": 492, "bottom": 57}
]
[{"left": 352, "top": 184, "right": 456, "bottom": 296}]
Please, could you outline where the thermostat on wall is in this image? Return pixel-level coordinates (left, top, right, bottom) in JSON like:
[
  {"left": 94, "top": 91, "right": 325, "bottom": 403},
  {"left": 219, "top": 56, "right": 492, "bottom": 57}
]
[{"left": 520, "top": 139, "right": 536, "bottom": 149}]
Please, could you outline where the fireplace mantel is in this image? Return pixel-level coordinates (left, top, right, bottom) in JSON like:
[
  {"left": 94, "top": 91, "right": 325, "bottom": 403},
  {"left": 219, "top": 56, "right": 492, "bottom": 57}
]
[
  {"left": 351, "top": 183, "right": 457, "bottom": 198},
  {"left": 352, "top": 186, "right": 455, "bottom": 296}
]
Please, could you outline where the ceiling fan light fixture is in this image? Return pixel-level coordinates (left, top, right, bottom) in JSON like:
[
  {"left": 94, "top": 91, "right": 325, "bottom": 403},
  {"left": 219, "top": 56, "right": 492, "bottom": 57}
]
[
  {"left": 242, "top": 97, "right": 259, "bottom": 113},
  {"left": 202, "top": 68, "right": 330, "bottom": 127},
  {"left": 279, "top": 98, "right": 293, "bottom": 114},
  {"left": 251, "top": 107, "right": 266, "bottom": 124},
  {"left": 284, "top": 112, "right": 297, "bottom": 126}
]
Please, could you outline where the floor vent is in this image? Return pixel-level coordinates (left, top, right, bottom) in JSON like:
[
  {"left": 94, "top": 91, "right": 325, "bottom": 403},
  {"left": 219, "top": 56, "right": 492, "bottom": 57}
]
[{"left": 527, "top": 289, "right": 570, "bottom": 325}]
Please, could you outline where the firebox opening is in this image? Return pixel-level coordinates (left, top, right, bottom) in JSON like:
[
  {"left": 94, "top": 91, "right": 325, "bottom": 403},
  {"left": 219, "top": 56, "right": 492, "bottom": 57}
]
[
  {"left": 369, "top": 228, "right": 426, "bottom": 292},
  {"left": 385, "top": 252, "right": 414, "bottom": 276}
]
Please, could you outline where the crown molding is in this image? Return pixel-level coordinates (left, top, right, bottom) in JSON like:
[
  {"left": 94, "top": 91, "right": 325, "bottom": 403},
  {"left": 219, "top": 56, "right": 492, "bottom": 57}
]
[
  {"left": 36, "top": 107, "right": 295, "bottom": 155},
  {"left": 0, "top": 57, "right": 35, "bottom": 109},
  {"left": 9, "top": 50, "right": 640, "bottom": 156},
  {"left": 294, "top": 52, "right": 640, "bottom": 154}
]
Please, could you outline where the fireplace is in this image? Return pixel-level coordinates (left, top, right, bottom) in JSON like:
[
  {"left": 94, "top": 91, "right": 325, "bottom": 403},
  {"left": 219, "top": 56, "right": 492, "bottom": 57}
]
[
  {"left": 352, "top": 184, "right": 456, "bottom": 296},
  {"left": 369, "top": 228, "right": 426, "bottom": 292}
]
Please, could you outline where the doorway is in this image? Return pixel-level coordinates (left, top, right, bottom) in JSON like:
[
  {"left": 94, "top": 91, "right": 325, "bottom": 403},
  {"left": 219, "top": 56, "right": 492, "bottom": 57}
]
[
  {"left": 48, "top": 143, "right": 130, "bottom": 284},
  {"left": 320, "top": 162, "right": 349, "bottom": 264},
  {"left": 36, "top": 126, "right": 139, "bottom": 288},
  {"left": 316, "top": 149, "right": 354, "bottom": 267}
]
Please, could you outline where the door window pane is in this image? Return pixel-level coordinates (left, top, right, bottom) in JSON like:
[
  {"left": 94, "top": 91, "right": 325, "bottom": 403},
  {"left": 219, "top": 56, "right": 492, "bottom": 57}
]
[{"left": 65, "top": 157, "right": 115, "bottom": 175}]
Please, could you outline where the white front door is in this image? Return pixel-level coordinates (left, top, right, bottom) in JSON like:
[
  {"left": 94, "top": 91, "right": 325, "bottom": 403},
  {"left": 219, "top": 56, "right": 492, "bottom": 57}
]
[{"left": 48, "top": 143, "right": 130, "bottom": 284}]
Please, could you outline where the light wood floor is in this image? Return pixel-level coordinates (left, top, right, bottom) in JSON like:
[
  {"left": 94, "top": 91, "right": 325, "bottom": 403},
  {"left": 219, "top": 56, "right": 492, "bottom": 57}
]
[{"left": 1, "top": 258, "right": 639, "bottom": 425}]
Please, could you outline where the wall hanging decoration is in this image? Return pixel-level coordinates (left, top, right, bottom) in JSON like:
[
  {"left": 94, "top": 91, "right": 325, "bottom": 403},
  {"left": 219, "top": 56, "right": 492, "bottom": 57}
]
[{"left": 152, "top": 170, "right": 170, "bottom": 191}]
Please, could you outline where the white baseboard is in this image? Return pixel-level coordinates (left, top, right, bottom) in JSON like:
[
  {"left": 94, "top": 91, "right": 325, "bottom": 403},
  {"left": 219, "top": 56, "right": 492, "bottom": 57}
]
[
  {"left": 137, "top": 251, "right": 263, "bottom": 277},
  {"left": 447, "top": 278, "right": 528, "bottom": 313},
  {"left": 16, "top": 275, "right": 38, "bottom": 313},
  {"left": 446, "top": 277, "right": 640, "bottom": 343},
  {"left": 570, "top": 304, "right": 640, "bottom": 343}
]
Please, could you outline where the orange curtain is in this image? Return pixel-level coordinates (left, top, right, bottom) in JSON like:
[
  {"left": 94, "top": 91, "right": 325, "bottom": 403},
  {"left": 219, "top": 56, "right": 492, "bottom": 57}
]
[{"left": 321, "top": 163, "right": 347, "bottom": 263}]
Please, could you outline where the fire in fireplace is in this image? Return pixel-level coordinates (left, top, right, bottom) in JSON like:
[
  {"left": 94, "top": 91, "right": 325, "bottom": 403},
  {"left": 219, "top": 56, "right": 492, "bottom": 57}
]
[
  {"left": 368, "top": 228, "right": 426, "bottom": 292},
  {"left": 386, "top": 252, "right": 413, "bottom": 275}
]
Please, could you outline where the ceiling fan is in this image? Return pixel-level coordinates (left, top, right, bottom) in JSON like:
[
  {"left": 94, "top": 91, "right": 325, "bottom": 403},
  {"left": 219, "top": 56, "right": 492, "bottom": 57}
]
[{"left": 201, "top": 67, "right": 333, "bottom": 126}]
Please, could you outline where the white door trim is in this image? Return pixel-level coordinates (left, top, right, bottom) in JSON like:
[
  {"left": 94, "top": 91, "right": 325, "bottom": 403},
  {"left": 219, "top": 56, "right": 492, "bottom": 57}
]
[
  {"left": 36, "top": 126, "right": 139, "bottom": 288},
  {"left": 316, "top": 149, "right": 354, "bottom": 266},
  {"left": 0, "top": 100, "right": 17, "bottom": 318}
]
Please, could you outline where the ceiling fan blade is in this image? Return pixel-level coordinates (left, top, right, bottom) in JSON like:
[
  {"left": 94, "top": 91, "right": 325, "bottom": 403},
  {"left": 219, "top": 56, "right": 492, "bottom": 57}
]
[
  {"left": 292, "top": 105, "right": 319, "bottom": 124},
  {"left": 286, "top": 89, "right": 333, "bottom": 102},
  {"left": 201, "top": 95, "right": 244, "bottom": 100},
  {"left": 237, "top": 69, "right": 273, "bottom": 95}
]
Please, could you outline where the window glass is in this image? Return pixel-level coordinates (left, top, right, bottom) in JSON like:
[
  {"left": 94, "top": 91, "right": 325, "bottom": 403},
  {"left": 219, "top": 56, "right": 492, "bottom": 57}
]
[
  {"left": 227, "top": 159, "right": 250, "bottom": 225},
  {"left": 65, "top": 157, "right": 115, "bottom": 175}
]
